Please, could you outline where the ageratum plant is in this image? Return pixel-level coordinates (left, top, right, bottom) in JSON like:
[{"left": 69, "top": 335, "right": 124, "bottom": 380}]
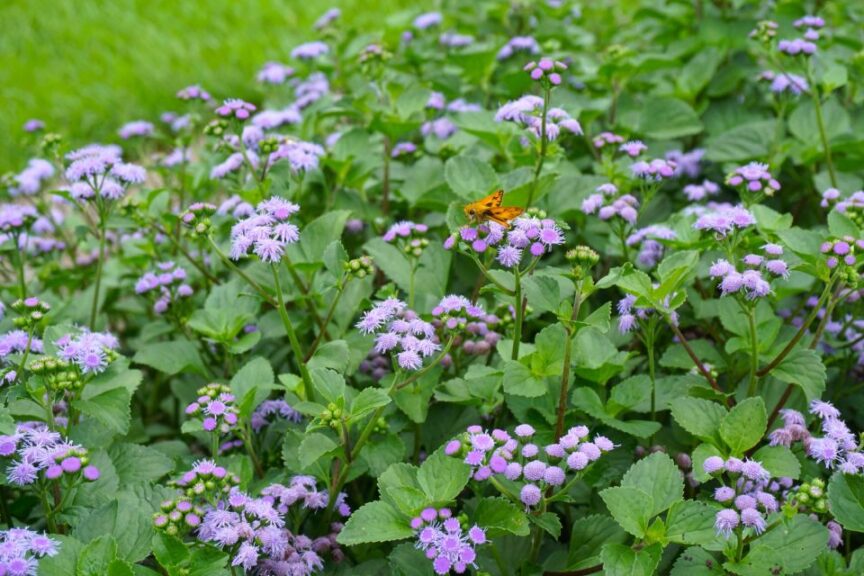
[{"left": 2, "top": 1, "right": 864, "bottom": 575}]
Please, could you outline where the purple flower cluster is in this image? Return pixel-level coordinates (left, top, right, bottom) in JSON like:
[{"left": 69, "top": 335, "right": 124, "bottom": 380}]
[
  {"left": 172, "top": 459, "right": 241, "bottom": 500},
  {"left": 269, "top": 140, "right": 325, "bottom": 174},
  {"left": 185, "top": 383, "right": 239, "bottom": 433},
  {"left": 446, "top": 424, "right": 613, "bottom": 508},
  {"left": 411, "top": 507, "right": 486, "bottom": 575},
  {"left": 779, "top": 38, "right": 817, "bottom": 56},
  {"left": 291, "top": 41, "right": 330, "bottom": 60},
  {"left": 495, "top": 96, "right": 582, "bottom": 140},
  {"left": 0, "top": 528, "right": 59, "bottom": 575},
  {"left": 703, "top": 456, "right": 780, "bottom": 538},
  {"left": 759, "top": 71, "right": 809, "bottom": 95},
  {"left": 801, "top": 401, "right": 864, "bottom": 473},
  {"left": 440, "top": 32, "right": 474, "bottom": 48},
  {"left": 65, "top": 144, "right": 146, "bottom": 201},
  {"left": 692, "top": 203, "right": 756, "bottom": 236},
  {"left": 177, "top": 84, "right": 211, "bottom": 101},
  {"left": 666, "top": 149, "right": 704, "bottom": 179},
  {"left": 383, "top": 220, "right": 430, "bottom": 258},
  {"left": 683, "top": 180, "right": 720, "bottom": 202},
  {"left": 0, "top": 330, "right": 43, "bottom": 367},
  {"left": 821, "top": 237, "right": 864, "bottom": 269},
  {"left": 617, "top": 292, "right": 678, "bottom": 333},
  {"left": 251, "top": 400, "right": 302, "bottom": 432},
  {"left": 253, "top": 107, "right": 302, "bottom": 130},
  {"left": 257, "top": 61, "right": 295, "bottom": 84},
  {"left": 524, "top": 57, "right": 567, "bottom": 85},
  {"left": 10, "top": 158, "right": 55, "bottom": 197},
  {"left": 592, "top": 131, "right": 624, "bottom": 150},
  {"left": 229, "top": 196, "right": 301, "bottom": 263},
  {"left": 582, "top": 183, "right": 639, "bottom": 225},
  {"left": 432, "top": 295, "right": 500, "bottom": 358},
  {"left": 391, "top": 142, "right": 417, "bottom": 158},
  {"left": 0, "top": 423, "right": 100, "bottom": 486},
  {"left": 0, "top": 204, "right": 38, "bottom": 236},
  {"left": 118, "top": 120, "right": 155, "bottom": 139},
  {"left": 413, "top": 12, "right": 443, "bottom": 30},
  {"left": 55, "top": 329, "right": 119, "bottom": 375},
  {"left": 620, "top": 140, "right": 647, "bottom": 157},
  {"left": 356, "top": 298, "right": 439, "bottom": 371},
  {"left": 135, "top": 261, "right": 193, "bottom": 314},
  {"left": 626, "top": 225, "right": 677, "bottom": 268},
  {"left": 447, "top": 215, "right": 565, "bottom": 269},
  {"left": 314, "top": 8, "right": 341, "bottom": 30},
  {"left": 709, "top": 244, "right": 788, "bottom": 299},
  {"left": 216, "top": 99, "right": 257, "bottom": 120},
  {"left": 497, "top": 36, "right": 540, "bottom": 60},
  {"left": 631, "top": 158, "right": 677, "bottom": 181},
  {"left": 726, "top": 162, "right": 781, "bottom": 196}
]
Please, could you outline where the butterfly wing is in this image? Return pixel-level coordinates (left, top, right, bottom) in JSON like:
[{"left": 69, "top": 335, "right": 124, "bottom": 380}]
[
  {"left": 486, "top": 206, "right": 524, "bottom": 228},
  {"left": 464, "top": 190, "right": 504, "bottom": 221}
]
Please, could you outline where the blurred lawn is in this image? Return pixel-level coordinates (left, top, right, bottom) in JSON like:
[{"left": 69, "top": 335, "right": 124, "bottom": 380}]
[{"left": 0, "top": 0, "right": 428, "bottom": 172}]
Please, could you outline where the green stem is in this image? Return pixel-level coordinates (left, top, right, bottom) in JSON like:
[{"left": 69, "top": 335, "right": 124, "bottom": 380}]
[
  {"left": 304, "top": 282, "right": 346, "bottom": 361},
  {"left": 40, "top": 486, "right": 58, "bottom": 533},
  {"left": 746, "top": 305, "right": 759, "bottom": 397},
  {"left": 89, "top": 221, "right": 107, "bottom": 330},
  {"left": 526, "top": 86, "right": 551, "bottom": 208},
  {"left": 512, "top": 268, "right": 523, "bottom": 360},
  {"left": 554, "top": 287, "right": 582, "bottom": 440},
  {"left": 734, "top": 526, "right": 745, "bottom": 562},
  {"left": 806, "top": 65, "right": 838, "bottom": 188},
  {"left": 464, "top": 251, "right": 515, "bottom": 295},
  {"left": 270, "top": 265, "right": 314, "bottom": 402},
  {"left": 208, "top": 237, "right": 278, "bottom": 307},
  {"left": 408, "top": 260, "right": 417, "bottom": 309},
  {"left": 12, "top": 233, "right": 26, "bottom": 299},
  {"left": 646, "top": 324, "right": 657, "bottom": 422}
]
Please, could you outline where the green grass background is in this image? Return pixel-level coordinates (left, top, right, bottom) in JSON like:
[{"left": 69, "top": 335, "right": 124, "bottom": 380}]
[{"left": 0, "top": 0, "right": 429, "bottom": 173}]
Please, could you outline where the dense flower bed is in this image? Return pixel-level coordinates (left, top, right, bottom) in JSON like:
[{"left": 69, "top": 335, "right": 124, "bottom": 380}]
[{"left": 3, "top": 1, "right": 864, "bottom": 575}]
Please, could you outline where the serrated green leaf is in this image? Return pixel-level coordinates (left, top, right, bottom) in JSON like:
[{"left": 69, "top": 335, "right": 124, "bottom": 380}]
[
  {"left": 337, "top": 501, "right": 414, "bottom": 545},
  {"left": 719, "top": 397, "right": 766, "bottom": 455}
]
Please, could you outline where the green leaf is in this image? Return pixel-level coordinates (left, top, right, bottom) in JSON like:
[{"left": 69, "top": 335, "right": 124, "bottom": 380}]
[
  {"left": 299, "top": 433, "right": 338, "bottom": 469},
  {"left": 704, "top": 121, "right": 774, "bottom": 162},
  {"left": 502, "top": 360, "right": 547, "bottom": 397},
  {"left": 310, "top": 368, "right": 346, "bottom": 404},
  {"left": 108, "top": 443, "right": 174, "bottom": 485},
  {"left": 522, "top": 276, "right": 561, "bottom": 314},
  {"left": 665, "top": 501, "right": 718, "bottom": 546},
  {"left": 600, "top": 486, "right": 653, "bottom": 537},
  {"left": 621, "top": 452, "right": 684, "bottom": 517},
  {"left": 719, "top": 397, "right": 766, "bottom": 455},
  {"left": 417, "top": 450, "right": 471, "bottom": 504},
  {"left": 670, "top": 397, "right": 727, "bottom": 446},
  {"left": 308, "top": 340, "right": 351, "bottom": 374},
  {"left": 291, "top": 210, "right": 351, "bottom": 264},
  {"left": 38, "top": 534, "right": 84, "bottom": 576},
  {"left": 337, "top": 501, "right": 414, "bottom": 545},
  {"left": 230, "top": 356, "right": 274, "bottom": 418},
  {"left": 828, "top": 472, "right": 864, "bottom": 532},
  {"left": 76, "top": 535, "right": 118, "bottom": 576},
  {"left": 639, "top": 97, "right": 703, "bottom": 139},
  {"left": 364, "top": 237, "right": 411, "bottom": 288},
  {"left": 133, "top": 340, "right": 205, "bottom": 376},
  {"left": 600, "top": 543, "right": 662, "bottom": 576},
  {"left": 378, "top": 462, "right": 426, "bottom": 515},
  {"left": 789, "top": 98, "right": 850, "bottom": 144},
  {"left": 73, "top": 387, "right": 132, "bottom": 435},
  {"left": 751, "top": 446, "right": 801, "bottom": 480},
  {"left": 475, "top": 497, "right": 530, "bottom": 537},
  {"left": 567, "top": 515, "right": 628, "bottom": 570},
  {"left": 444, "top": 156, "right": 499, "bottom": 201},
  {"left": 351, "top": 387, "right": 391, "bottom": 420},
  {"left": 771, "top": 348, "right": 827, "bottom": 403},
  {"left": 107, "top": 560, "right": 134, "bottom": 576},
  {"left": 677, "top": 49, "right": 723, "bottom": 98},
  {"left": 828, "top": 210, "right": 860, "bottom": 238},
  {"left": 670, "top": 547, "right": 724, "bottom": 575},
  {"left": 151, "top": 533, "right": 189, "bottom": 568},
  {"left": 388, "top": 542, "right": 435, "bottom": 576},
  {"left": 529, "top": 512, "right": 562, "bottom": 539},
  {"left": 728, "top": 515, "right": 828, "bottom": 575},
  {"left": 360, "top": 434, "right": 407, "bottom": 477}
]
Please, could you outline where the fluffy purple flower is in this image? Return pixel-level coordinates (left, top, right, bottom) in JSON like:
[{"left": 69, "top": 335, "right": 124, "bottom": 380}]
[
  {"left": 118, "top": 120, "right": 154, "bottom": 139},
  {"left": 291, "top": 41, "right": 330, "bottom": 60},
  {"left": 497, "top": 36, "right": 540, "bottom": 60},
  {"left": 714, "top": 509, "right": 739, "bottom": 538},
  {"left": 216, "top": 99, "right": 257, "bottom": 120}
]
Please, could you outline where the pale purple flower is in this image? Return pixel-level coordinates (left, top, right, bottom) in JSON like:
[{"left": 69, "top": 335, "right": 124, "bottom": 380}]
[
  {"left": 291, "top": 41, "right": 330, "bottom": 60},
  {"left": 118, "top": 120, "right": 154, "bottom": 139}
]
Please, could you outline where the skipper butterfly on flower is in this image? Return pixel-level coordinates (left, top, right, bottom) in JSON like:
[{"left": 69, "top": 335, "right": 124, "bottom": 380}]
[{"left": 463, "top": 190, "right": 524, "bottom": 228}]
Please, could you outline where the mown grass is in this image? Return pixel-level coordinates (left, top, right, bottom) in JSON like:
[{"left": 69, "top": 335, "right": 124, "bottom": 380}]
[{"left": 0, "top": 0, "right": 429, "bottom": 172}]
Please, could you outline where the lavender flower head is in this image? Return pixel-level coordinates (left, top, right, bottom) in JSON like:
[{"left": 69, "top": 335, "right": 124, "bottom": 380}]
[
  {"left": 524, "top": 57, "right": 567, "bottom": 86},
  {"left": 446, "top": 423, "right": 612, "bottom": 508},
  {"left": 269, "top": 140, "right": 325, "bottom": 174},
  {"left": 631, "top": 158, "right": 677, "bottom": 181},
  {"left": 593, "top": 132, "right": 624, "bottom": 150},
  {"left": 383, "top": 221, "right": 430, "bottom": 258},
  {"left": 582, "top": 183, "right": 639, "bottom": 225},
  {"left": 0, "top": 527, "right": 60, "bottom": 575},
  {"left": 291, "top": 41, "right": 330, "bottom": 60},
  {"left": 432, "top": 295, "right": 500, "bottom": 358},
  {"left": 64, "top": 144, "right": 145, "bottom": 201},
  {"left": 411, "top": 508, "right": 487, "bottom": 575},
  {"left": 135, "top": 261, "right": 193, "bottom": 314},
  {"left": 683, "top": 180, "right": 720, "bottom": 202},
  {"left": 314, "top": 8, "right": 341, "bottom": 29},
  {"left": 495, "top": 96, "right": 581, "bottom": 140},
  {"left": 118, "top": 120, "right": 155, "bottom": 139},
  {"left": 257, "top": 62, "right": 295, "bottom": 84},
  {"left": 620, "top": 141, "right": 647, "bottom": 157},
  {"left": 727, "top": 162, "right": 781, "bottom": 196},
  {"left": 23, "top": 119, "right": 45, "bottom": 132},
  {"left": 413, "top": 12, "right": 443, "bottom": 30},
  {"left": 779, "top": 38, "right": 817, "bottom": 56},
  {"left": 229, "top": 196, "right": 301, "bottom": 263},
  {"left": 10, "top": 158, "right": 55, "bottom": 197},
  {"left": 1, "top": 423, "right": 100, "bottom": 486},
  {"left": 216, "top": 99, "right": 257, "bottom": 120},
  {"left": 355, "top": 299, "right": 439, "bottom": 371},
  {"left": 627, "top": 225, "right": 677, "bottom": 268},
  {"left": 55, "top": 329, "right": 119, "bottom": 375},
  {"left": 666, "top": 149, "right": 704, "bottom": 179},
  {"left": 185, "top": 383, "right": 239, "bottom": 434},
  {"left": 251, "top": 400, "right": 302, "bottom": 432},
  {"left": 177, "top": 85, "right": 211, "bottom": 102},
  {"left": 693, "top": 203, "right": 756, "bottom": 237},
  {"left": 497, "top": 36, "right": 540, "bottom": 60}
]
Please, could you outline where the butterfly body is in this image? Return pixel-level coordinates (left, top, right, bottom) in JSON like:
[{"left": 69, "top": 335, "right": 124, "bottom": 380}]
[{"left": 463, "top": 190, "right": 524, "bottom": 228}]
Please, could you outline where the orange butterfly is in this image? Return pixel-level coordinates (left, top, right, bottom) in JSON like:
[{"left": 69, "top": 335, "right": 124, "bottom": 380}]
[{"left": 463, "top": 190, "right": 524, "bottom": 228}]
